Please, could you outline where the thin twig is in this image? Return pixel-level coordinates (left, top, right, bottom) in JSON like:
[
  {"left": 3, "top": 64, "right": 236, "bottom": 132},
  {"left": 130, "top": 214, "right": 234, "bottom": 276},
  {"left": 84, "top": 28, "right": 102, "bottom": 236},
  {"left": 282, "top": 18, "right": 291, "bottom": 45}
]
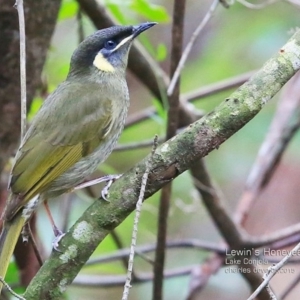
[
  {"left": 74, "top": 265, "right": 193, "bottom": 287},
  {"left": 247, "top": 241, "right": 300, "bottom": 300},
  {"left": 245, "top": 222, "right": 300, "bottom": 249},
  {"left": 122, "top": 135, "right": 158, "bottom": 300},
  {"left": 0, "top": 277, "right": 26, "bottom": 300},
  {"left": 167, "top": 0, "right": 219, "bottom": 96},
  {"left": 14, "top": 0, "right": 27, "bottom": 138},
  {"left": 181, "top": 70, "right": 255, "bottom": 102},
  {"left": 85, "top": 238, "right": 225, "bottom": 266},
  {"left": 125, "top": 70, "right": 254, "bottom": 129}
]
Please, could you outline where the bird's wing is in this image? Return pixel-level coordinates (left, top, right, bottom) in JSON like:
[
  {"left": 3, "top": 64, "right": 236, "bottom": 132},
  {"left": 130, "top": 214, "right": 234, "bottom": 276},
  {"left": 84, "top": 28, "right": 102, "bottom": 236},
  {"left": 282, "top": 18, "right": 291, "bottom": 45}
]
[{"left": 7, "top": 80, "right": 113, "bottom": 217}]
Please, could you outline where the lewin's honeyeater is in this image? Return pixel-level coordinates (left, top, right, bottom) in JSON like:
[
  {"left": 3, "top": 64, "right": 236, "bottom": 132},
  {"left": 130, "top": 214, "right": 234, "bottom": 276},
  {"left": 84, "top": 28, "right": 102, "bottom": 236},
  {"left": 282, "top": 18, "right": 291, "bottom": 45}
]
[{"left": 0, "top": 22, "right": 156, "bottom": 292}]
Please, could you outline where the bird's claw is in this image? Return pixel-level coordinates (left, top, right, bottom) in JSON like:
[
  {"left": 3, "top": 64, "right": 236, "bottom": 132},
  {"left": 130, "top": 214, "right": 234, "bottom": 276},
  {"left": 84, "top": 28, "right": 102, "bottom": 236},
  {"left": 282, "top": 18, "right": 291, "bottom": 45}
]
[
  {"left": 100, "top": 174, "right": 122, "bottom": 200},
  {"left": 52, "top": 226, "right": 65, "bottom": 252}
]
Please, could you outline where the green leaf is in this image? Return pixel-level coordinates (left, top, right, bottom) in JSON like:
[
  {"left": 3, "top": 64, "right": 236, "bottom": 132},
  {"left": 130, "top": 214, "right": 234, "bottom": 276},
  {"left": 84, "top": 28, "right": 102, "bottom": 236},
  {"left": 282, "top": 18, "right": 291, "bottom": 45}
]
[
  {"left": 130, "top": 0, "right": 169, "bottom": 22},
  {"left": 58, "top": 0, "right": 79, "bottom": 21}
]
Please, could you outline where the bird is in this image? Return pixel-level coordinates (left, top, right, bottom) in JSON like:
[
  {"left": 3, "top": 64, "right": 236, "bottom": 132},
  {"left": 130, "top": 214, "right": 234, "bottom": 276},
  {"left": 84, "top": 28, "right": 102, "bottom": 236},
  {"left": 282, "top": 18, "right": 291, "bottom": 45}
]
[{"left": 0, "top": 22, "right": 156, "bottom": 292}]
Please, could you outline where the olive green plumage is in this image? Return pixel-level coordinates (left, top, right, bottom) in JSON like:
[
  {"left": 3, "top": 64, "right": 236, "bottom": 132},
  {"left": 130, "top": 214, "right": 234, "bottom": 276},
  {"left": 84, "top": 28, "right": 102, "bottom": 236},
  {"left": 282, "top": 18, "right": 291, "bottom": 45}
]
[{"left": 0, "top": 22, "right": 156, "bottom": 293}]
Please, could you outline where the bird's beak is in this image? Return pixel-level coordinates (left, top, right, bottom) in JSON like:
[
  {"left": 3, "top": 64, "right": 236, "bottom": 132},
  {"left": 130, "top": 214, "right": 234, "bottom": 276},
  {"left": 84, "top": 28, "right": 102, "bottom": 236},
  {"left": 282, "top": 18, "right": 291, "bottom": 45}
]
[
  {"left": 132, "top": 22, "right": 157, "bottom": 39},
  {"left": 112, "top": 22, "right": 157, "bottom": 53}
]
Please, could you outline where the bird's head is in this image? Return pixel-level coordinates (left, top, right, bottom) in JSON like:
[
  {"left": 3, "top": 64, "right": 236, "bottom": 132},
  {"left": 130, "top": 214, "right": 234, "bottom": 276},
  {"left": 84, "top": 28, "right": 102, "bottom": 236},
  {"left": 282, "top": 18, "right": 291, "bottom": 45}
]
[{"left": 68, "top": 22, "right": 156, "bottom": 76}]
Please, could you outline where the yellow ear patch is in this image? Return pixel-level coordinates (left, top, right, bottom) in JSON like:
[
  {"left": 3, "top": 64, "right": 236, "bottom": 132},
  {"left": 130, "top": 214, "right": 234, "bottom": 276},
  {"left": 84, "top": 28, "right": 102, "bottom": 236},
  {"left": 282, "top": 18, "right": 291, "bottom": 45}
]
[{"left": 93, "top": 53, "right": 115, "bottom": 72}]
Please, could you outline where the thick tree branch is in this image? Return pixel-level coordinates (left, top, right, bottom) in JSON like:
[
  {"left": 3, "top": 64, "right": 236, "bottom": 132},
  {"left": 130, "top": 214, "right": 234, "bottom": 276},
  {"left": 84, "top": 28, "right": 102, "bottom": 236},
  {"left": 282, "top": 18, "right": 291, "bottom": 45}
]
[{"left": 23, "top": 30, "right": 300, "bottom": 299}]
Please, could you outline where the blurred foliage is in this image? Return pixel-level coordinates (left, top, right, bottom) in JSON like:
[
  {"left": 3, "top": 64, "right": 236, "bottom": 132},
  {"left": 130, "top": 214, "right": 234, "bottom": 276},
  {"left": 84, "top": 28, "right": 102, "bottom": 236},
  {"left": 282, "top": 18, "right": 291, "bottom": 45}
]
[
  {"left": 103, "top": 0, "right": 169, "bottom": 23},
  {"left": 21, "top": 0, "right": 300, "bottom": 299},
  {"left": 58, "top": 0, "right": 79, "bottom": 21}
]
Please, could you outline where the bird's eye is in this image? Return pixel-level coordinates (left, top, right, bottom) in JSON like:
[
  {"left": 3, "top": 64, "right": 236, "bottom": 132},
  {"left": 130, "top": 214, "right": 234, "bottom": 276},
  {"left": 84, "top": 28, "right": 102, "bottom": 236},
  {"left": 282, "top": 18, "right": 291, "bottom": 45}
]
[{"left": 104, "top": 40, "right": 117, "bottom": 50}]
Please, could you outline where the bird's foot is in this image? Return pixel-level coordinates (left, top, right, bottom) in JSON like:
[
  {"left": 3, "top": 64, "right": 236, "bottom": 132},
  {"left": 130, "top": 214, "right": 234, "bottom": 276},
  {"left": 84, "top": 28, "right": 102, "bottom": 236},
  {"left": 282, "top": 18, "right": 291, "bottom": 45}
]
[
  {"left": 73, "top": 174, "right": 122, "bottom": 192},
  {"left": 52, "top": 225, "right": 65, "bottom": 252},
  {"left": 100, "top": 174, "right": 122, "bottom": 200}
]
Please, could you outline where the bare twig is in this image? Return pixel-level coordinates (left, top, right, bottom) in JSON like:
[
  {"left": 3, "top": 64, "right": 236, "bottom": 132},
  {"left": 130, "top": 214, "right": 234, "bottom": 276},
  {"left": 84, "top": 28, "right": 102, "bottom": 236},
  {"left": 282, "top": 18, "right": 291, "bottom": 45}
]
[
  {"left": 245, "top": 222, "right": 300, "bottom": 249},
  {"left": 247, "top": 241, "right": 300, "bottom": 300},
  {"left": 167, "top": 0, "right": 219, "bottom": 96},
  {"left": 125, "top": 70, "right": 254, "bottom": 129},
  {"left": 14, "top": 0, "right": 27, "bottom": 138},
  {"left": 0, "top": 277, "right": 25, "bottom": 300},
  {"left": 181, "top": 70, "right": 255, "bottom": 102},
  {"left": 86, "top": 238, "right": 225, "bottom": 266},
  {"left": 122, "top": 136, "right": 158, "bottom": 300},
  {"left": 74, "top": 265, "right": 193, "bottom": 287}
]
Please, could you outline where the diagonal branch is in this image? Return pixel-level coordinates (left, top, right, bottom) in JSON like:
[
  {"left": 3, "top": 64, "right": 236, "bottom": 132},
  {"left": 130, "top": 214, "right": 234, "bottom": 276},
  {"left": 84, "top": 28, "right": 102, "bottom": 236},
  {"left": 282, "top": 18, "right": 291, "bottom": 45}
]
[{"left": 23, "top": 29, "right": 300, "bottom": 299}]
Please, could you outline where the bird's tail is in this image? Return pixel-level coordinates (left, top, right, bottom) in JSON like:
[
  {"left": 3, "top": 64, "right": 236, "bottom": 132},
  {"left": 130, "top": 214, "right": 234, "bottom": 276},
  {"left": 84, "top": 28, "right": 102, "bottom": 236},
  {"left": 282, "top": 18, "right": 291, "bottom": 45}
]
[{"left": 0, "top": 214, "right": 26, "bottom": 293}]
